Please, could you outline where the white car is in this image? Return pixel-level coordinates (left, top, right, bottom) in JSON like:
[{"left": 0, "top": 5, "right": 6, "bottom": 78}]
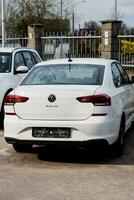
[
  {"left": 4, "top": 58, "right": 134, "bottom": 156},
  {"left": 0, "top": 47, "right": 42, "bottom": 125}
]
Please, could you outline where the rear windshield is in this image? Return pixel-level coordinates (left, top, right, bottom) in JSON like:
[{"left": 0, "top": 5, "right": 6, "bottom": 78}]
[
  {"left": 0, "top": 53, "right": 12, "bottom": 73},
  {"left": 21, "top": 64, "right": 105, "bottom": 85}
]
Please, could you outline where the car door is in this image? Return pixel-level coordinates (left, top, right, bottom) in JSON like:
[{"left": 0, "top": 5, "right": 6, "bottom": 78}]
[
  {"left": 31, "top": 51, "right": 42, "bottom": 64},
  {"left": 116, "top": 62, "right": 134, "bottom": 129},
  {"left": 112, "top": 62, "right": 134, "bottom": 130},
  {"left": 13, "top": 51, "right": 26, "bottom": 86},
  {"left": 22, "top": 51, "right": 35, "bottom": 70}
]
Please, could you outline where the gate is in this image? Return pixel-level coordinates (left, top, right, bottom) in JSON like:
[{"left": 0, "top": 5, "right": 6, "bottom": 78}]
[{"left": 41, "top": 32, "right": 101, "bottom": 60}]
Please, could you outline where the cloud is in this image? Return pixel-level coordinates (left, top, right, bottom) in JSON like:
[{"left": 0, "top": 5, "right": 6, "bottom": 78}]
[
  {"left": 120, "top": 0, "right": 134, "bottom": 7},
  {"left": 74, "top": 0, "right": 134, "bottom": 28}
]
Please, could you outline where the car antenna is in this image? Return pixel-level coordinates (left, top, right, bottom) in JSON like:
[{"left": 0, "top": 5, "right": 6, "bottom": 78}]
[{"left": 68, "top": 51, "right": 72, "bottom": 62}]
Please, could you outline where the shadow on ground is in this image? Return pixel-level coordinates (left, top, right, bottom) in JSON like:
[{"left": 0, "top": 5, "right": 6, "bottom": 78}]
[
  {"left": 36, "top": 145, "right": 110, "bottom": 164},
  {"left": 34, "top": 127, "right": 134, "bottom": 165},
  {"left": 1, "top": 126, "right": 134, "bottom": 165}
]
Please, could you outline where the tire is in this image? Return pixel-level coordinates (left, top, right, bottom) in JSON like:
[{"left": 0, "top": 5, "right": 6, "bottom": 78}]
[
  {"left": 111, "top": 117, "right": 125, "bottom": 157},
  {"left": 13, "top": 143, "right": 32, "bottom": 153}
]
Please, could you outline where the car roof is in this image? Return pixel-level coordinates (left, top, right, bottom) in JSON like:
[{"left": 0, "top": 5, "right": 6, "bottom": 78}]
[
  {"left": 0, "top": 47, "right": 36, "bottom": 53},
  {"left": 36, "top": 58, "right": 116, "bottom": 66},
  {"left": 0, "top": 47, "right": 15, "bottom": 53}
]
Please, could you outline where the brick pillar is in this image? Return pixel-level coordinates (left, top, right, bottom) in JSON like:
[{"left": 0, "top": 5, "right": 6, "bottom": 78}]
[
  {"left": 28, "top": 24, "right": 44, "bottom": 58},
  {"left": 101, "top": 20, "right": 122, "bottom": 60}
]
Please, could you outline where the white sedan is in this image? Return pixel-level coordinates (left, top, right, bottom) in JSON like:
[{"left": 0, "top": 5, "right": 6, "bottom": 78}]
[{"left": 4, "top": 58, "right": 134, "bottom": 156}]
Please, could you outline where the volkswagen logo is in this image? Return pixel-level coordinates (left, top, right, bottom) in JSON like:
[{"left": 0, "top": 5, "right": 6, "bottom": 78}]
[{"left": 48, "top": 94, "right": 56, "bottom": 103}]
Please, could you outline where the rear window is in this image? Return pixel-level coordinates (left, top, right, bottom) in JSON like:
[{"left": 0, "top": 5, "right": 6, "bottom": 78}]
[{"left": 21, "top": 64, "right": 105, "bottom": 85}]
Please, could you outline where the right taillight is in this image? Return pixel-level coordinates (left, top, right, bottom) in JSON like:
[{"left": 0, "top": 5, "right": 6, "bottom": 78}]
[
  {"left": 76, "top": 94, "right": 111, "bottom": 106},
  {"left": 4, "top": 95, "right": 29, "bottom": 105}
]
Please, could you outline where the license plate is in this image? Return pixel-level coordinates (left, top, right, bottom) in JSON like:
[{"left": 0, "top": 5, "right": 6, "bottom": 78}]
[{"left": 32, "top": 127, "right": 71, "bottom": 138}]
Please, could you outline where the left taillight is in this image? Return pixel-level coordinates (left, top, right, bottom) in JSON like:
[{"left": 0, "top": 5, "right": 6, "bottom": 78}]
[{"left": 4, "top": 95, "right": 29, "bottom": 105}]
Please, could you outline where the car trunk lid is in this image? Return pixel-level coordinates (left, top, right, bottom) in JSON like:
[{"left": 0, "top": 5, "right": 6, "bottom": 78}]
[{"left": 13, "top": 85, "right": 101, "bottom": 121}]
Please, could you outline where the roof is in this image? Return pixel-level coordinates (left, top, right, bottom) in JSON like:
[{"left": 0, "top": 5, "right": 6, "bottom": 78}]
[
  {"left": 0, "top": 47, "right": 35, "bottom": 53},
  {"left": 100, "top": 20, "right": 122, "bottom": 24},
  {"left": 0, "top": 47, "right": 15, "bottom": 53},
  {"left": 36, "top": 58, "right": 116, "bottom": 66}
]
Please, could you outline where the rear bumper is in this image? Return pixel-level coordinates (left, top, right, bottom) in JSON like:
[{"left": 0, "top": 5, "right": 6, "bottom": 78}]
[
  {"left": 5, "top": 137, "right": 109, "bottom": 147},
  {"left": 4, "top": 114, "right": 120, "bottom": 145}
]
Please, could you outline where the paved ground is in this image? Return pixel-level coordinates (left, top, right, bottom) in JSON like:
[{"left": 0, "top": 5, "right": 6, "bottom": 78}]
[{"left": 0, "top": 127, "right": 134, "bottom": 200}]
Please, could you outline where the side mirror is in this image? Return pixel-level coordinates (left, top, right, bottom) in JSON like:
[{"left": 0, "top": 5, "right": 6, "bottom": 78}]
[{"left": 15, "top": 66, "right": 28, "bottom": 74}]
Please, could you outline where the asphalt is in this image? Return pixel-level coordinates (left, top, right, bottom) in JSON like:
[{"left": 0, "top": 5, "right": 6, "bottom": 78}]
[{"left": 0, "top": 127, "right": 134, "bottom": 200}]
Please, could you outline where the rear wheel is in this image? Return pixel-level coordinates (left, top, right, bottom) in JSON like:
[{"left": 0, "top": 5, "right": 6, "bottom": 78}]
[
  {"left": 111, "top": 117, "right": 125, "bottom": 157},
  {"left": 13, "top": 143, "right": 33, "bottom": 153}
]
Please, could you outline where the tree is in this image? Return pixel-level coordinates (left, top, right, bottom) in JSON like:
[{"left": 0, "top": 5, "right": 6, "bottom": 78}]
[
  {"left": 121, "top": 40, "right": 134, "bottom": 54},
  {"left": 120, "top": 24, "right": 134, "bottom": 35},
  {"left": 4, "top": 0, "right": 55, "bottom": 34},
  {"left": 46, "top": 0, "right": 72, "bottom": 33},
  {"left": 54, "top": 0, "right": 73, "bottom": 17},
  {"left": 84, "top": 20, "right": 101, "bottom": 35},
  {"left": 3, "top": 0, "right": 71, "bottom": 35}
]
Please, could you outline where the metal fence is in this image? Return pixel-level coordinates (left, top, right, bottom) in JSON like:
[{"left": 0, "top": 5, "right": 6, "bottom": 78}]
[
  {"left": 41, "top": 32, "right": 102, "bottom": 60},
  {"left": 1, "top": 31, "right": 134, "bottom": 68},
  {"left": 0, "top": 34, "right": 28, "bottom": 47}
]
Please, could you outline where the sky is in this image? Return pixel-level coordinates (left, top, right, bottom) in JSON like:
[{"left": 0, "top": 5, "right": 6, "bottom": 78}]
[{"left": 72, "top": 0, "right": 134, "bottom": 28}]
